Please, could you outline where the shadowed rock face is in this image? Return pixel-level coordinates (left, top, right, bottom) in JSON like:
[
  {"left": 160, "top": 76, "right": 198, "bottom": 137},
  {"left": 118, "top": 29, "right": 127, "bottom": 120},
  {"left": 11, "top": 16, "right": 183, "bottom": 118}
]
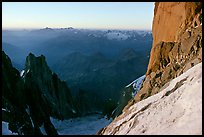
[
  {"left": 2, "top": 52, "right": 78, "bottom": 135},
  {"left": 2, "top": 51, "right": 35, "bottom": 135},
  {"left": 24, "top": 53, "right": 78, "bottom": 119},
  {"left": 134, "top": 2, "right": 202, "bottom": 103}
]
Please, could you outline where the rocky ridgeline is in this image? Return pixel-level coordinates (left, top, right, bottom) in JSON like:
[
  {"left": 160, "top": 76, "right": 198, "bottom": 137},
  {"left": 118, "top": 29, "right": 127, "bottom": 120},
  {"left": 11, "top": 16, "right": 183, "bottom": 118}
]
[{"left": 2, "top": 51, "right": 78, "bottom": 135}]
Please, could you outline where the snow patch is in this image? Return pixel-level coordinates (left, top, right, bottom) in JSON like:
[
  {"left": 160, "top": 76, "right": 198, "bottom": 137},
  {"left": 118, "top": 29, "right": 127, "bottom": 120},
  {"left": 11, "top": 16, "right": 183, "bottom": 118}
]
[
  {"left": 20, "top": 70, "right": 25, "bottom": 77},
  {"left": 2, "top": 108, "right": 10, "bottom": 112},
  {"left": 72, "top": 109, "right": 76, "bottom": 114},
  {"left": 25, "top": 105, "right": 34, "bottom": 128},
  {"left": 2, "top": 121, "right": 18, "bottom": 135},
  {"left": 125, "top": 75, "right": 146, "bottom": 97},
  {"left": 26, "top": 69, "right": 30, "bottom": 73},
  {"left": 39, "top": 123, "right": 47, "bottom": 135},
  {"left": 2, "top": 108, "right": 7, "bottom": 111}
]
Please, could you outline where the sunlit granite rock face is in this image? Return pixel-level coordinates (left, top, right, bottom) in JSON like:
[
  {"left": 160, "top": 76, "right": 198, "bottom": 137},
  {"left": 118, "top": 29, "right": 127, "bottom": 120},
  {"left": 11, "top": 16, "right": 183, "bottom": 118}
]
[
  {"left": 135, "top": 2, "right": 202, "bottom": 102},
  {"left": 99, "top": 2, "right": 202, "bottom": 135}
]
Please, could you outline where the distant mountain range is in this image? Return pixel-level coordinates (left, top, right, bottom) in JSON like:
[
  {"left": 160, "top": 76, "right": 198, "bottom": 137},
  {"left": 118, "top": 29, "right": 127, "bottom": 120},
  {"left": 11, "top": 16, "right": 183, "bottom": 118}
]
[{"left": 2, "top": 28, "right": 152, "bottom": 118}]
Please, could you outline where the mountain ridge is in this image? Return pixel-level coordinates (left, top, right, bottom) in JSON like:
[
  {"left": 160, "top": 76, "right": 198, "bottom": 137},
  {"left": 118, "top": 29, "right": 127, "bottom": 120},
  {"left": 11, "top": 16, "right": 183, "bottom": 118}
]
[{"left": 2, "top": 51, "right": 79, "bottom": 135}]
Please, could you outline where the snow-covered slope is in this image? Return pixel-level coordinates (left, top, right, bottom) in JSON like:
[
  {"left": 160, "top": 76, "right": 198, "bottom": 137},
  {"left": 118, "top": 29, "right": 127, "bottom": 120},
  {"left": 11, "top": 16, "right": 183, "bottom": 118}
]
[
  {"left": 50, "top": 114, "right": 111, "bottom": 135},
  {"left": 99, "top": 62, "right": 202, "bottom": 135}
]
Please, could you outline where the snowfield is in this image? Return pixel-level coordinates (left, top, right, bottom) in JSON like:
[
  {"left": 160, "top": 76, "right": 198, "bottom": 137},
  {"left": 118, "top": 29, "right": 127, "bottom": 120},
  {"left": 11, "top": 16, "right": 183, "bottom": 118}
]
[
  {"left": 2, "top": 114, "right": 111, "bottom": 135},
  {"left": 100, "top": 62, "right": 202, "bottom": 135},
  {"left": 39, "top": 123, "right": 47, "bottom": 135},
  {"left": 50, "top": 114, "right": 112, "bottom": 135}
]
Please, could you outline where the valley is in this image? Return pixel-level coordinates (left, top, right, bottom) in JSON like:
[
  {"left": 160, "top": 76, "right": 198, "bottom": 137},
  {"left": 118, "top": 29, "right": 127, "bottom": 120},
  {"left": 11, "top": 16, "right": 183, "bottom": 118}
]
[{"left": 2, "top": 28, "right": 152, "bottom": 135}]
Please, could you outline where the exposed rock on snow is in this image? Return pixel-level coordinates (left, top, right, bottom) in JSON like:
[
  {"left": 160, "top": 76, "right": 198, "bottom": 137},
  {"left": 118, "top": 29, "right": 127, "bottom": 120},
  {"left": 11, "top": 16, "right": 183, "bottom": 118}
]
[{"left": 99, "top": 62, "right": 202, "bottom": 135}]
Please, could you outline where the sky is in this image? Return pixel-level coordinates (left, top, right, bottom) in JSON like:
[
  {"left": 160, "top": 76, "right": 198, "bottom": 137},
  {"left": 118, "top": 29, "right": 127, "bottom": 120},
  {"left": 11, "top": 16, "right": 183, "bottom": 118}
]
[{"left": 2, "top": 2, "right": 154, "bottom": 30}]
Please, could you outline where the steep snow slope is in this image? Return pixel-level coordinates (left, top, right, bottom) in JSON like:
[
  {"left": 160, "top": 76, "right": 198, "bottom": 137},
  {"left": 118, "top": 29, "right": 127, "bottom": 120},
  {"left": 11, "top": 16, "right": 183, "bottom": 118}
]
[{"left": 99, "top": 62, "right": 202, "bottom": 135}]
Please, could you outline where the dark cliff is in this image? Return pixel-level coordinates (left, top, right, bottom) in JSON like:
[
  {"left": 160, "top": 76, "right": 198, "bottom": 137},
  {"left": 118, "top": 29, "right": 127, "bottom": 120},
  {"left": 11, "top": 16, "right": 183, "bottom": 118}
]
[
  {"left": 2, "top": 52, "right": 78, "bottom": 135},
  {"left": 24, "top": 53, "right": 78, "bottom": 119}
]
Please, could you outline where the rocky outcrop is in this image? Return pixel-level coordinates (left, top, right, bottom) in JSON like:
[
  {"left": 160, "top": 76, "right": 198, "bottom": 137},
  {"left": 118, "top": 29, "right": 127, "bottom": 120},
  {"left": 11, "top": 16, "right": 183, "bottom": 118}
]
[
  {"left": 24, "top": 53, "right": 78, "bottom": 119},
  {"left": 98, "top": 62, "right": 202, "bottom": 135},
  {"left": 134, "top": 2, "right": 202, "bottom": 102},
  {"left": 2, "top": 52, "right": 78, "bottom": 135}
]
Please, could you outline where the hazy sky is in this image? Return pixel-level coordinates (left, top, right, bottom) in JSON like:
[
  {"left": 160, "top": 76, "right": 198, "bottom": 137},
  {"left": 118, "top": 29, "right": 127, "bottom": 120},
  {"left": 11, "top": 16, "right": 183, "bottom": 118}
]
[{"left": 2, "top": 2, "right": 154, "bottom": 30}]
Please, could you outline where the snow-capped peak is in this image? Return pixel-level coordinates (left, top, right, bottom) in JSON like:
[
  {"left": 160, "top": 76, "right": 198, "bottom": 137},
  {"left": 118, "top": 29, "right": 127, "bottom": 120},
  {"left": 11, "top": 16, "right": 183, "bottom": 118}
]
[{"left": 105, "top": 32, "right": 130, "bottom": 40}]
